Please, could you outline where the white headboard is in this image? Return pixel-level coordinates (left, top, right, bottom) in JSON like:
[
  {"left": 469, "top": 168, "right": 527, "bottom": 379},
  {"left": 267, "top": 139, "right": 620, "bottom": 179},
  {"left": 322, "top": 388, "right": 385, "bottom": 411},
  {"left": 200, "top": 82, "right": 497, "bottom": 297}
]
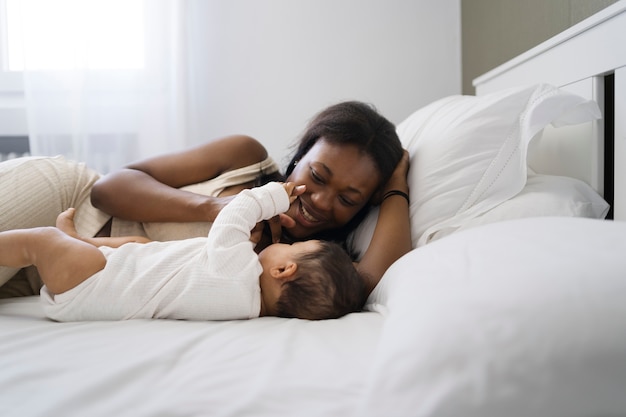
[{"left": 473, "top": 0, "right": 626, "bottom": 221}]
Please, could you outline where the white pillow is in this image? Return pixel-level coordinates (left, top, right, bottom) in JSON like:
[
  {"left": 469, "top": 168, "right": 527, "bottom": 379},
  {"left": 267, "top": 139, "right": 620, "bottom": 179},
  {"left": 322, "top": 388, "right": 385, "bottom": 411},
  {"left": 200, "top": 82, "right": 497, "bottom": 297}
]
[
  {"left": 400, "top": 84, "right": 601, "bottom": 247},
  {"left": 431, "top": 173, "right": 610, "bottom": 241},
  {"left": 348, "top": 84, "right": 601, "bottom": 254},
  {"left": 358, "top": 217, "right": 626, "bottom": 417},
  {"left": 348, "top": 172, "right": 609, "bottom": 259}
]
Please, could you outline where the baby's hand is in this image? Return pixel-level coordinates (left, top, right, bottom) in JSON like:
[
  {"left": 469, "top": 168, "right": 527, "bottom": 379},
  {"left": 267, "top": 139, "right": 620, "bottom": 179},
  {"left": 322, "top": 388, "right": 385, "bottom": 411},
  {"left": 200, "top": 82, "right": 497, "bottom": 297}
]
[{"left": 282, "top": 182, "right": 306, "bottom": 204}]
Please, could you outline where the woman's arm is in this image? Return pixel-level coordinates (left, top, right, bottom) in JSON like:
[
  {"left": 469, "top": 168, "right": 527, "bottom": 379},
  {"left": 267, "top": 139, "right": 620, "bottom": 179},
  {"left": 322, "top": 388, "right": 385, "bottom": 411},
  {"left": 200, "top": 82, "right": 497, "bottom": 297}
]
[
  {"left": 357, "top": 150, "right": 412, "bottom": 294},
  {"left": 91, "top": 135, "right": 269, "bottom": 223}
]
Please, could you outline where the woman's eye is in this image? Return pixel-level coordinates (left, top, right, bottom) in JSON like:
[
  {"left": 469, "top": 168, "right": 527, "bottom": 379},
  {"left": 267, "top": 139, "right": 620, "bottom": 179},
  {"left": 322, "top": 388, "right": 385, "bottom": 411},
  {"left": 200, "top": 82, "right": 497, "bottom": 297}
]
[
  {"left": 311, "top": 169, "right": 324, "bottom": 184},
  {"left": 339, "top": 196, "right": 357, "bottom": 207}
]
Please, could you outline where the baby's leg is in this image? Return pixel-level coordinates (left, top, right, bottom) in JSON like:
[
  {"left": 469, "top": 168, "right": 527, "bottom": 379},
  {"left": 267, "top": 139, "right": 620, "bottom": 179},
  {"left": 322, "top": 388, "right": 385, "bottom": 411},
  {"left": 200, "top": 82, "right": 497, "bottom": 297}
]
[
  {"left": 0, "top": 227, "right": 106, "bottom": 295},
  {"left": 57, "top": 208, "right": 151, "bottom": 247}
]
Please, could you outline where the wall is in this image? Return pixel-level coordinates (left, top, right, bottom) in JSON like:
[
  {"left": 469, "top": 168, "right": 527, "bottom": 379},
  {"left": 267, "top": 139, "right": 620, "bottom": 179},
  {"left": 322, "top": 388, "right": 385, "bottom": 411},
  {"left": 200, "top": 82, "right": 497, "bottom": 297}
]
[
  {"left": 188, "top": 0, "right": 461, "bottom": 164},
  {"left": 461, "top": 0, "right": 618, "bottom": 94}
]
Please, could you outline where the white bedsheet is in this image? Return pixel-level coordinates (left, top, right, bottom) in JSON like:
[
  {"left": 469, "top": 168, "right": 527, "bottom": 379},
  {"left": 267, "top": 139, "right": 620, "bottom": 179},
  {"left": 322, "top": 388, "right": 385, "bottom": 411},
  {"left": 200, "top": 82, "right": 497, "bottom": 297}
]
[
  {"left": 2, "top": 217, "right": 626, "bottom": 417},
  {"left": 0, "top": 298, "right": 382, "bottom": 417}
]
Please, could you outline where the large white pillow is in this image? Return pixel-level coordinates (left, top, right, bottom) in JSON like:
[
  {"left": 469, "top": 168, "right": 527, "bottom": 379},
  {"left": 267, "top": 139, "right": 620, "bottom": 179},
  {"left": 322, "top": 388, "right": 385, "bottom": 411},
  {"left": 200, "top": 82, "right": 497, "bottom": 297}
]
[
  {"left": 358, "top": 217, "right": 626, "bottom": 417},
  {"left": 348, "top": 84, "right": 601, "bottom": 254},
  {"left": 348, "top": 172, "right": 609, "bottom": 260},
  {"left": 431, "top": 173, "right": 610, "bottom": 241},
  {"left": 400, "top": 83, "right": 600, "bottom": 247}
]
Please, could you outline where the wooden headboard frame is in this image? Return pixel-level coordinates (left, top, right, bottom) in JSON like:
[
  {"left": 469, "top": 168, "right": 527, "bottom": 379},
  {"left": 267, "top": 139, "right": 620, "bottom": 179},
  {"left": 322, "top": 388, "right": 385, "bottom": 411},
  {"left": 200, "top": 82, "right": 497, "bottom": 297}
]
[{"left": 473, "top": 0, "right": 625, "bottom": 221}]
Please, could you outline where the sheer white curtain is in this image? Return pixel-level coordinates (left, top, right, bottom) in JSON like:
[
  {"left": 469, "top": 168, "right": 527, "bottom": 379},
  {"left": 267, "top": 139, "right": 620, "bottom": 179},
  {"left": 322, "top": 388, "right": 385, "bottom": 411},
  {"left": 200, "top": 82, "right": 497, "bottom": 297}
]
[{"left": 13, "top": 0, "right": 197, "bottom": 173}]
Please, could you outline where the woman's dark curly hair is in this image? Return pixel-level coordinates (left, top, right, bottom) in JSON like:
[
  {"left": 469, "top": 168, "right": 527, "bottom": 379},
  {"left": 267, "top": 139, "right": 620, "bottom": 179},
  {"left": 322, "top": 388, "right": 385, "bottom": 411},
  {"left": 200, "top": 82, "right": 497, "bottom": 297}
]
[{"left": 283, "top": 101, "right": 403, "bottom": 245}]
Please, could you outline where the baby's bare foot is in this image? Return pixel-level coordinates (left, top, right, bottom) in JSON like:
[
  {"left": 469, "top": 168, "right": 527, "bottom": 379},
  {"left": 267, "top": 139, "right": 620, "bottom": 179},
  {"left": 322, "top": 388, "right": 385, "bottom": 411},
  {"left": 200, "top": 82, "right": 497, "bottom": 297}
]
[{"left": 56, "top": 208, "right": 80, "bottom": 238}]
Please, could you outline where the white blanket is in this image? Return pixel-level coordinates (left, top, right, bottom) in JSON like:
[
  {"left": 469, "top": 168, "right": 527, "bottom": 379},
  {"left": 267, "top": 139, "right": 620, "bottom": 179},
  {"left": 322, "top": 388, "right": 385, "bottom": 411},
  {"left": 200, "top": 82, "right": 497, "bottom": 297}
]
[
  {"left": 0, "top": 300, "right": 382, "bottom": 417},
  {"left": 2, "top": 217, "right": 625, "bottom": 417}
]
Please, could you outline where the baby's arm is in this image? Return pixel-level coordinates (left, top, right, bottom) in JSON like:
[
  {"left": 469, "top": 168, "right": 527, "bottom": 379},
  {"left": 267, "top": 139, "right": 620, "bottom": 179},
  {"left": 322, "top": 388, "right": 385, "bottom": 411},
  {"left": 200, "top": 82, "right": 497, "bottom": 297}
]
[
  {"left": 206, "top": 182, "right": 303, "bottom": 260},
  {"left": 250, "top": 183, "right": 304, "bottom": 244},
  {"left": 282, "top": 182, "right": 305, "bottom": 205}
]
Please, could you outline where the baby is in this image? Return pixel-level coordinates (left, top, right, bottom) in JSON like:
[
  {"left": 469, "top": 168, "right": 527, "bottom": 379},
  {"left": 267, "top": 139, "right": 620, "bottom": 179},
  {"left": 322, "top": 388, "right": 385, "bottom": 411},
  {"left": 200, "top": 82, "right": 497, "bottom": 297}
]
[{"left": 0, "top": 182, "right": 366, "bottom": 321}]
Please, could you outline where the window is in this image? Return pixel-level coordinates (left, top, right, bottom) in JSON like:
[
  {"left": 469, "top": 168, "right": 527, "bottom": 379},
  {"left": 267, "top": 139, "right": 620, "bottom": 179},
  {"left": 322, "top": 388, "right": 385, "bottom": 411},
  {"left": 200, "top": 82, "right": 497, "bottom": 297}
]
[
  {"left": 0, "top": 0, "right": 145, "bottom": 139},
  {"left": 1, "top": 0, "right": 144, "bottom": 71}
]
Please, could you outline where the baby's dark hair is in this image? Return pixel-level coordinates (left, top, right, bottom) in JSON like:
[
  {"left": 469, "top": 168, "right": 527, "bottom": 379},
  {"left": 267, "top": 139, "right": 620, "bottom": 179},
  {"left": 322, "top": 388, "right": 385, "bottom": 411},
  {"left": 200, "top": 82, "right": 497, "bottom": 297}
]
[{"left": 275, "top": 241, "right": 367, "bottom": 320}]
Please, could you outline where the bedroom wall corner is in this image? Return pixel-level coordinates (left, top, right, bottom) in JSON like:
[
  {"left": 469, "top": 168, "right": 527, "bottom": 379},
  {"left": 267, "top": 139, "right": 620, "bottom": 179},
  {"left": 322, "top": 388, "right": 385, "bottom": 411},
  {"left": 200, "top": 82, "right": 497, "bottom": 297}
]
[{"left": 461, "top": 0, "right": 619, "bottom": 95}]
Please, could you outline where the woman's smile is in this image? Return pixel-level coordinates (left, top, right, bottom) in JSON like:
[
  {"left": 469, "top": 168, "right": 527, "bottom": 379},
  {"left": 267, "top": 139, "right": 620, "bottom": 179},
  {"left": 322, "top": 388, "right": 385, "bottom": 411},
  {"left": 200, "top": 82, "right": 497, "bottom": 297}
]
[
  {"left": 299, "top": 201, "right": 319, "bottom": 223},
  {"left": 296, "top": 198, "right": 326, "bottom": 226}
]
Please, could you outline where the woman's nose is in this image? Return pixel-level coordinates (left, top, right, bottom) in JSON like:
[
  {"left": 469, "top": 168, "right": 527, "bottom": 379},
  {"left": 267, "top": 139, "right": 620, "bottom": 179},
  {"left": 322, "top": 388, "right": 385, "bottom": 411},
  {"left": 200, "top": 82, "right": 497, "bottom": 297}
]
[{"left": 310, "top": 189, "right": 333, "bottom": 212}]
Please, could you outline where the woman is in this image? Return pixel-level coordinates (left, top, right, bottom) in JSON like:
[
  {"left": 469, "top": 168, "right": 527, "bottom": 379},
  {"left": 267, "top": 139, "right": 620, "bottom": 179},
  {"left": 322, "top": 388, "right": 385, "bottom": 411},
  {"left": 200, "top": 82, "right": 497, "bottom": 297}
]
[{"left": 0, "top": 101, "right": 411, "bottom": 296}]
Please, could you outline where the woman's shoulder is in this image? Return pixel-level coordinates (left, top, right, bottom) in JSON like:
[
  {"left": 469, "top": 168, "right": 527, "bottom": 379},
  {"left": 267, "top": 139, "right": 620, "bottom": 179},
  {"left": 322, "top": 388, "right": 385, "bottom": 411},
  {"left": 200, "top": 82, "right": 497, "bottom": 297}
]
[{"left": 213, "top": 135, "right": 269, "bottom": 170}]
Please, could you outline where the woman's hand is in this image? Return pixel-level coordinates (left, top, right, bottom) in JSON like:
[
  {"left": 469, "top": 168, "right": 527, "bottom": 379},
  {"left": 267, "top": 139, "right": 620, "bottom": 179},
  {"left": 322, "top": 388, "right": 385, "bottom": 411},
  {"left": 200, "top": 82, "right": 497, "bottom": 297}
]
[
  {"left": 381, "top": 149, "right": 410, "bottom": 196},
  {"left": 255, "top": 213, "right": 297, "bottom": 245},
  {"left": 204, "top": 194, "right": 236, "bottom": 222}
]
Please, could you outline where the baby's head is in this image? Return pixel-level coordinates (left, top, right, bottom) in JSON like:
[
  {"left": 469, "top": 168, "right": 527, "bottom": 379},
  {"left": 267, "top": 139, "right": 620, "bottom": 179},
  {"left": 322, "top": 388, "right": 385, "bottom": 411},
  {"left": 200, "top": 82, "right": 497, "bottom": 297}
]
[{"left": 258, "top": 239, "right": 366, "bottom": 320}]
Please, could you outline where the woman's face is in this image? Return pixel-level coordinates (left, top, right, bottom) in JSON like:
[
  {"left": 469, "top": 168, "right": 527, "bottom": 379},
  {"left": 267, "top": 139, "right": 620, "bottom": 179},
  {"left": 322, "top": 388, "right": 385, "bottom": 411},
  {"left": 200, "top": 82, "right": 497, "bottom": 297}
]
[{"left": 284, "top": 138, "right": 381, "bottom": 239}]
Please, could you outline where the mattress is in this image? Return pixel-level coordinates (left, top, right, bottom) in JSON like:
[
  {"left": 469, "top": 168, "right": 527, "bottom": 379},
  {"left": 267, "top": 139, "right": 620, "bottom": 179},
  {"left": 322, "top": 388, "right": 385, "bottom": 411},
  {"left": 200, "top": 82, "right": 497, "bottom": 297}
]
[{"left": 0, "top": 299, "right": 382, "bottom": 417}]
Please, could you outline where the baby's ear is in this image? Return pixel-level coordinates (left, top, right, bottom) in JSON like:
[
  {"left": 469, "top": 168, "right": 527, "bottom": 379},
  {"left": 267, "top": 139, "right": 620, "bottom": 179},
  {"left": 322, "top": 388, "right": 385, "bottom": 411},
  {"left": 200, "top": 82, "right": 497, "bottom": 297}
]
[{"left": 270, "top": 262, "right": 298, "bottom": 282}]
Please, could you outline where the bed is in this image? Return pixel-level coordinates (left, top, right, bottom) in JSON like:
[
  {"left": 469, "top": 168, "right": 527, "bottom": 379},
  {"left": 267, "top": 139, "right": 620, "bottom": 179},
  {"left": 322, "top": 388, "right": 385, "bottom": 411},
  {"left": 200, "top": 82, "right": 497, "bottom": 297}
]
[{"left": 1, "top": 3, "right": 625, "bottom": 416}]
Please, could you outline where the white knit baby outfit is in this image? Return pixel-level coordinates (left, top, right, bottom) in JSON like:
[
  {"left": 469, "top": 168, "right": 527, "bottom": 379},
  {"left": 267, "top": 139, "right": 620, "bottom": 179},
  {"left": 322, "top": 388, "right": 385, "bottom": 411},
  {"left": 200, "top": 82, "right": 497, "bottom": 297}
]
[{"left": 41, "top": 182, "right": 289, "bottom": 321}]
